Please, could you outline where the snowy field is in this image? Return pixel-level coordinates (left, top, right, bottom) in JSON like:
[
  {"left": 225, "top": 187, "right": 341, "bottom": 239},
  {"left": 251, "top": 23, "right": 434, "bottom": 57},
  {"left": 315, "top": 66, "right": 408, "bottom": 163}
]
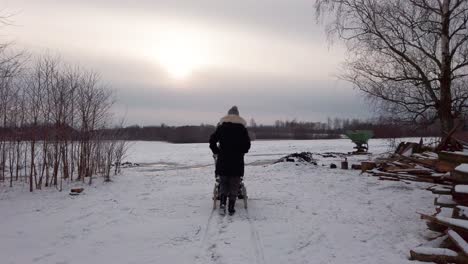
[{"left": 0, "top": 138, "right": 438, "bottom": 264}]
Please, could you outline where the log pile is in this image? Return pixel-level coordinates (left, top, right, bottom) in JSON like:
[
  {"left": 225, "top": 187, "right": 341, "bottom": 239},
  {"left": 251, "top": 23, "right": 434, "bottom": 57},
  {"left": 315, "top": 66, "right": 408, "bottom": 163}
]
[
  {"left": 274, "top": 152, "right": 318, "bottom": 165},
  {"left": 409, "top": 163, "right": 468, "bottom": 263},
  {"left": 69, "top": 187, "right": 84, "bottom": 196},
  {"left": 359, "top": 141, "right": 468, "bottom": 184},
  {"left": 357, "top": 138, "right": 468, "bottom": 262}
]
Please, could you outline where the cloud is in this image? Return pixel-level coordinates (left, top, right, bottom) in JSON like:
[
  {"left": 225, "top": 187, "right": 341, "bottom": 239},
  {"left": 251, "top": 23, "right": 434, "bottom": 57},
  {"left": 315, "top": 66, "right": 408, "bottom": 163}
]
[{"left": 3, "top": 0, "right": 368, "bottom": 125}]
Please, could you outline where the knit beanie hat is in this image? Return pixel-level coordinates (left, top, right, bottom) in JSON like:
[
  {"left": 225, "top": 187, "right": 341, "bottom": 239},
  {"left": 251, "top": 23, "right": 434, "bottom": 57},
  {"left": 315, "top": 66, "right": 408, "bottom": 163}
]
[{"left": 227, "top": 106, "right": 239, "bottom": 116}]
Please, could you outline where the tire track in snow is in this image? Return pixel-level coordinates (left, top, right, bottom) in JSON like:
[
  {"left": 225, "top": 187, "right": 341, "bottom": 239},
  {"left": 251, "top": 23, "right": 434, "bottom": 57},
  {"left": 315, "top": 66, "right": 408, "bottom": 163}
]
[
  {"left": 196, "top": 207, "right": 266, "bottom": 264},
  {"left": 245, "top": 208, "right": 266, "bottom": 264},
  {"left": 196, "top": 208, "right": 216, "bottom": 263},
  {"left": 196, "top": 209, "right": 227, "bottom": 264}
]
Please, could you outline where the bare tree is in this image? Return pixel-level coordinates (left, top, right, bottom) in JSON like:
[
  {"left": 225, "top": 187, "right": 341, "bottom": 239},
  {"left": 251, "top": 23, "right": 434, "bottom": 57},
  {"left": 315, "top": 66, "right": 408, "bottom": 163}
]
[
  {"left": 0, "top": 14, "right": 125, "bottom": 191},
  {"left": 316, "top": 0, "right": 468, "bottom": 132}
]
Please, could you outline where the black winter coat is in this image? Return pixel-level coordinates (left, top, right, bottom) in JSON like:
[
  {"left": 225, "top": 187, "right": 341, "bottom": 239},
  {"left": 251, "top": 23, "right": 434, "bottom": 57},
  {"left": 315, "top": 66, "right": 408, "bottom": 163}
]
[{"left": 209, "top": 115, "right": 251, "bottom": 177}]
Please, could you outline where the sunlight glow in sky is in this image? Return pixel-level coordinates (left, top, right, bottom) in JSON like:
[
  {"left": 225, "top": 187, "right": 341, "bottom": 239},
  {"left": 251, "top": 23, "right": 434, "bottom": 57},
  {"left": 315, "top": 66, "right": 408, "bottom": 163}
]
[
  {"left": 153, "top": 29, "right": 213, "bottom": 80},
  {"left": 2, "top": 0, "right": 369, "bottom": 125}
]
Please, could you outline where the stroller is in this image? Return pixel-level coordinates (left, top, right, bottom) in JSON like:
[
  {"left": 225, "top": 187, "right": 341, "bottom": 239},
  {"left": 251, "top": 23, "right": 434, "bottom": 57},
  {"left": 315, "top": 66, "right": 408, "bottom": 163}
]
[{"left": 212, "top": 155, "right": 248, "bottom": 210}]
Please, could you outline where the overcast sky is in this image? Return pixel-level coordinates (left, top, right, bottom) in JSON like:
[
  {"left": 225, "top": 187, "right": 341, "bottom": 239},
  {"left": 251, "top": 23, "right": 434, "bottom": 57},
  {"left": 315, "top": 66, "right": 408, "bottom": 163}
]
[{"left": 2, "top": 0, "right": 370, "bottom": 126}]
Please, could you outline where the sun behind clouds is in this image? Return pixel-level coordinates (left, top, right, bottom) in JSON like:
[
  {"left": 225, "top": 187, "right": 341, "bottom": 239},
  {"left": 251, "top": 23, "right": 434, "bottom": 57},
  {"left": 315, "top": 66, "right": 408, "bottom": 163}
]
[{"left": 154, "top": 30, "right": 211, "bottom": 80}]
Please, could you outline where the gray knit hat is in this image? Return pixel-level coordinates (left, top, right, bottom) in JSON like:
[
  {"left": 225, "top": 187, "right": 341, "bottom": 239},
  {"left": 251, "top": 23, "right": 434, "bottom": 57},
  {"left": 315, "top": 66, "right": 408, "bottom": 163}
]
[{"left": 227, "top": 106, "right": 239, "bottom": 116}]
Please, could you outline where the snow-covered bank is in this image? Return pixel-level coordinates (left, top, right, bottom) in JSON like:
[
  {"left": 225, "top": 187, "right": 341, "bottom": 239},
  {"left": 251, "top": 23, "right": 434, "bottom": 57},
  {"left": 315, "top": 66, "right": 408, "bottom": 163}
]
[{"left": 0, "top": 139, "right": 436, "bottom": 264}]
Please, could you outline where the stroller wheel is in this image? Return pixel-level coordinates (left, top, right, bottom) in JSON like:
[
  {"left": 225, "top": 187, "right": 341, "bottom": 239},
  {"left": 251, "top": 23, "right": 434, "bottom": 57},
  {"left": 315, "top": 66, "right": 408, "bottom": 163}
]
[
  {"left": 241, "top": 185, "right": 248, "bottom": 209},
  {"left": 213, "top": 183, "right": 219, "bottom": 210},
  {"left": 238, "top": 182, "right": 245, "bottom": 199}
]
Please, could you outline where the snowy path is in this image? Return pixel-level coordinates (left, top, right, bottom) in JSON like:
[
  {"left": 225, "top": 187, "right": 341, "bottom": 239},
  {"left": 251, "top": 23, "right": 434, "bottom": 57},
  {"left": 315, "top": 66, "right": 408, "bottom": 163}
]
[
  {"left": 196, "top": 207, "right": 266, "bottom": 264},
  {"left": 0, "top": 139, "right": 437, "bottom": 264}
]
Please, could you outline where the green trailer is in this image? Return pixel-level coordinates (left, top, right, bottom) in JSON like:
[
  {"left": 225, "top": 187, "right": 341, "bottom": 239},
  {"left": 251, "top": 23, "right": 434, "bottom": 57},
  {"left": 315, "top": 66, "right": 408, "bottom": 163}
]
[{"left": 345, "top": 130, "right": 374, "bottom": 154}]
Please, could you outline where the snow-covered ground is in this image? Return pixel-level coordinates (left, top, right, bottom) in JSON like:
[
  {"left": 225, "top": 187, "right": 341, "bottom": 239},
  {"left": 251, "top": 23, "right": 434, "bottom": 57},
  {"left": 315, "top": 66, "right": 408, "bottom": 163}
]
[{"left": 1, "top": 138, "right": 437, "bottom": 264}]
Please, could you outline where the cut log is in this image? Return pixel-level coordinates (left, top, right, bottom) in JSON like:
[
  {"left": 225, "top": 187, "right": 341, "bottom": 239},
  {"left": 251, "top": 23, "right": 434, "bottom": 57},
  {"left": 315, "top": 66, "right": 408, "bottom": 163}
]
[
  {"left": 392, "top": 161, "right": 415, "bottom": 169},
  {"left": 378, "top": 176, "right": 400, "bottom": 182},
  {"left": 427, "top": 208, "right": 456, "bottom": 232},
  {"left": 371, "top": 171, "right": 419, "bottom": 180},
  {"left": 453, "top": 185, "right": 468, "bottom": 206},
  {"left": 419, "top": 235, "right": 450, "bottom": 248},
  {"left": 70, "top": 188, "right": 84, "bottom": 195},
  {"left": 454, "top": 206, "right": 468, "bottom": 220},
  {"left": 361, "top": 161, "right": 376, "bottom": 172},
  {"left": 434, "top": 160, "right": 458, "bottom": 173},
  {"left": 455, "top": 185, "right": 468, "bottom": 194},
  {"left": 447, "top": 229, "right": 468, "bottom": 256},
  {"left": 70, "top": 188, "right": 84, "bottom": 193},
  {"left": 380, "top": 164, "right": 400, "bottom": 171},
  {"left": 433, "top": 189, "right": 453, "bottom": 195},
  {"left": 385, "top": 168, "right": 434, "bottom": 175},
  {"left": 420, "top": 152, "right": 439, "bottom": 159},
  {"left": 452, "top": 164, "right": 468, "bottom": 184},
  {"left": 398, "top": 154, "right": 455, "bottom": 173},
  {"left": 439, "top": 152, "right": 468, "bottom": 165},
  {"left": 409, "top": 247, "right": 459, "bottom": 263},
  {"left": 427, "top": 220, "right": 450, "bottom": 233},
  {"left": 435, "top": 195, "right": 458, "bottom": 208},
  {"left": 429, "top": 186, "right": 453, "bottom": 195},
  {"left": 420, "top": 214, "right": 468, "bottom": 238},
  {"left": 436, "top": 207, "right": 455, "bottom": 218},
  {"left": 372, "top": 171, "right": 436, "bottom": 183}
]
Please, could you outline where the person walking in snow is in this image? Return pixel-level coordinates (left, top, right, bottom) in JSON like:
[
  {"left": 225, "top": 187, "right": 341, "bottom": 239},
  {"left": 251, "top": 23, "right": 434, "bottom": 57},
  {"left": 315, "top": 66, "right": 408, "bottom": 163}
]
[{"left": 209, "top": 106, "right": 251, "bottom": 215}]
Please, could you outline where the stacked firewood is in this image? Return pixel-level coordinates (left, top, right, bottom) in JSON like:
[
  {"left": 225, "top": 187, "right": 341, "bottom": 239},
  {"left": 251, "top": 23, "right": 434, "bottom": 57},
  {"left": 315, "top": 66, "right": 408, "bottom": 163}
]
[
  {"left": 358, "top": 139, "right": 468, "bottom": 262},
  {"left": 360, "top": 142, "right": 460, "bottom": 185},
  {"left": 409, "top": 164, "right": 468, "bottom": 263}
]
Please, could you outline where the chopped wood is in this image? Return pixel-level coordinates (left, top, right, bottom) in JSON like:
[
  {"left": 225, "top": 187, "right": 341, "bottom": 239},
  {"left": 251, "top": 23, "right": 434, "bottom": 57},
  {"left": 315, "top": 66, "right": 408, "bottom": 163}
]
[
  {"left": 385, "top": 168, "right": 433, "bottom": 175},
  {"left": 434, "top": 160, "right": 458, "bottom": 173},
  {"left": 455, "top": 185, "right": 468, "bottom": 195},
  {"left": 371, "top": 171, "right": 419, "bottom": 180},
  {"left": 436, "top": 207, "right": 455, "bottom": 218},
  {"left": 392, "top": 161, "right": 415, "bottom": 168},
  {"left": 447, "top": 229, "right": 468, "bottom": 256},
  {"left": 361, "top": 161, "right": 376, "bottom": 172},
  {"left": 420, "top": 214, "right": 468, "bottom": 237},
  {"left": 420, "top": 152, "right": 439, "bottom": 159},
  {"left": 428, "top": 186, "right": 453, "bottom": 195},
  {"left": 454, "top": 206, "right": 468, "bottom": 220},
  {"left": 427, "top": 220, "right": 450, "bottom": 233},
  {"left": 410, "top": 247, "right": 459, "bottom": 263},
  {"left": 372, "top": 171, "right": 437, "bottom": 183},
  {"left": 397, "top": 154, "right": 455, "bottom": 173},
  {"left": 452, "top": 185, "right": 468, "bottom": 206},
  {"left": 427, "top": 185, "right": 451, "bottom": 191},
  {"left": 452, "top": 166, "right": 468, "bottom": 184},
  {"left": 380, "top": 164, "right": 400, "bottom": 171},
  {"left": 439, "top": 151, "right": 468, "bottom": 165},
  {"left": 435, "top": 195, "right": 458, "bottom": 208},
  {"left": 419, "top": 235, "right": 449, "bottom": 249},
  {"left": 70, "top": 188, "right": 84, "bottom": 193},
  {"left": 378, "top": 176, "right": 400, "bottom": 182}
]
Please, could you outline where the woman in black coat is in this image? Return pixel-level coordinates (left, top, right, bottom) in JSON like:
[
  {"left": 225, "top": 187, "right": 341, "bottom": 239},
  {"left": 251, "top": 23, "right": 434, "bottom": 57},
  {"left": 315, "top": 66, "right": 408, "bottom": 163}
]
[{"left": 209, "top": 106, "right": 251, "bottom": 215}]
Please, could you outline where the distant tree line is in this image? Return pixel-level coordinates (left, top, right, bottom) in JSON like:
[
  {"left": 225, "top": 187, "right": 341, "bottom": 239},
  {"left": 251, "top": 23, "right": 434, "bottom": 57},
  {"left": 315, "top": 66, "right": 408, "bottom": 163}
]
[
  {"left": 250, "top": 117, "right": 443, "bottom": 139},
  {"left": 105, "top": 116, "right": 447, "bottom": 143},
  {"left": 99, "top": 124, "right": 217, "bottom": 143}
]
